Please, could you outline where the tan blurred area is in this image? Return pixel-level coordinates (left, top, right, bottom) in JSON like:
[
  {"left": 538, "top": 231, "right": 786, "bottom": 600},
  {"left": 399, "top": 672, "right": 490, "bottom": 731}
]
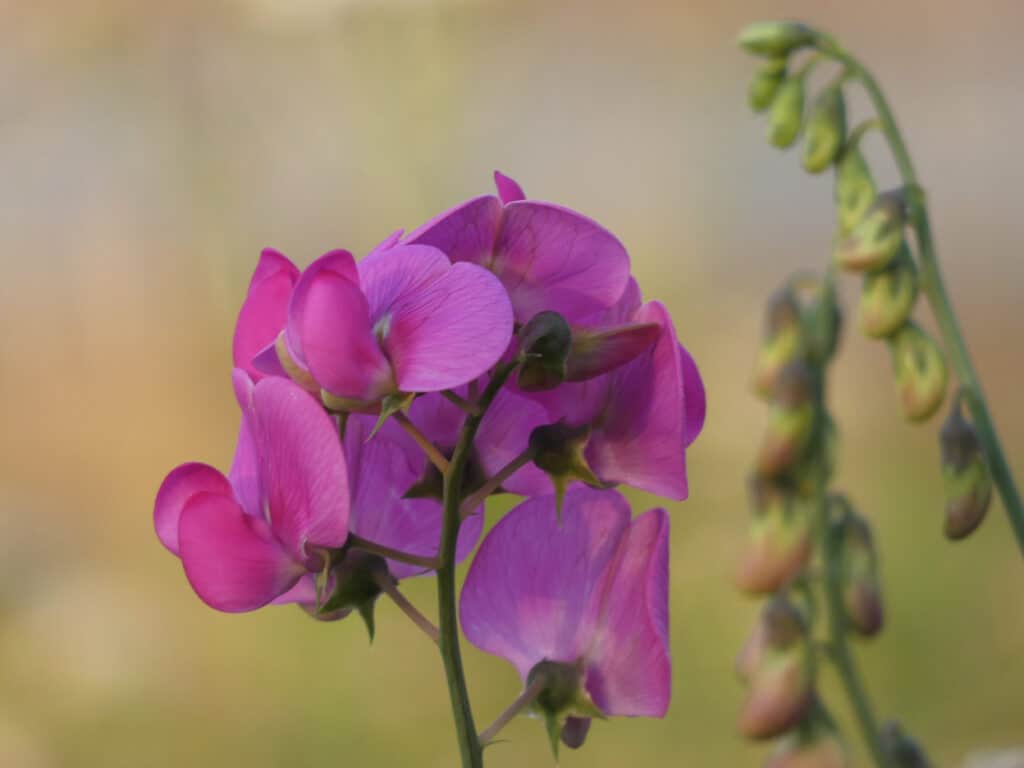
[{"left": 1, "top": 1, "right": 1022, "bottom": 765}]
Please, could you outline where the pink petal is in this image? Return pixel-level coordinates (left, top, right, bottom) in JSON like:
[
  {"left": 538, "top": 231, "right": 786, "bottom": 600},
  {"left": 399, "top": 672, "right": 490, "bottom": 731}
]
[
  {"left": 154, "top": 463, "right": 233, "bottom": 556},
  {"left": 232, "top": 249, "right": 299, "bottom": 380},
  {"left": 475, "top": 385, "right": 552, "bottom": 497},
  {"left": 494, "top": 171, "right": 526, "bottom": 204},
  {"left": 408, "top": 390, "right": 467, "bottom": 450},
  {"left": 405, "top": 195, "right": 503, "bottom": 266},
  {"left": 179, "top": 491, "right": 304, "bottom": 613},
  {"left": 228, "top": 414, "right": 262, "bottom": 520},
  {"left": 566, "top": 322, "right": 661, "bottom": 382},
  {"left": 587, "top": 301, "right": 688, "bottom": 499},
  {"left": 680, "top": 343, "right": 705, "bottom": 448},
  {"left": 383, "top": 261, "right": 514, "bottom": 393},
  {"left": 271, "top": 574, "right": 319, "bottom": 606},
  {"left": 357, "top": 244, "right": 451, "bottom": 321},
  {"left": 250, "top": 378, "right": 350, "bottom": 566},
  {"left": 285, "top": 249, "right": 359, "bottom": 369},
  {"left": 293, "top": 267, "right": 394, "bottom": 402},
  {"left": 251, "top": 341, "right": 289, "bottom": 379},
  {"left": 584, "top": 508, "right": 670, "bottom": 717},
  {"left": 460, "top": 488, "right": 631, "bottom": 678},
  {"left": 493, "top": 201, "right": 631, "bottom": 323}
]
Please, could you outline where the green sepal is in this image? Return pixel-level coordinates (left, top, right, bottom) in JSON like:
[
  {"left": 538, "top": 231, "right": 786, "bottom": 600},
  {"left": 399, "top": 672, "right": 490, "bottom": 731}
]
[{"left": 369, "top": 392, "right": 416, "bottom": 439}]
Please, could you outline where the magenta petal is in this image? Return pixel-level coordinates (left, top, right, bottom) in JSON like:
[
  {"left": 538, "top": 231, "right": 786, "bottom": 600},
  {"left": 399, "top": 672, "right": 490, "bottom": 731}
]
[
  {"left": 385, "top": 261, "right": 514, "bottom": 393},
  {"left": 294, "top": 268, "right": 394, "bottom": 402},
  {"left": 680, "top": 343, "right": 705, "bottom": 448},
  {"left": 250, "top": 378, "right": 350, "bottom": 565},
  {"left": 408, "top": 391, "right": 467, "bottom": 451},
  {"left": 405, "top": 195, "right": 503, "bottom": 266},
  {"left": 476, "top": 386, "right": 552, "bottom": 497},
  {"left": 285, "top": 249, "right": 359, "bottom": 369},
  {"left": 460, "top": 488, "right": 631, "bottom": 678},
  {"left": 251, "top": 341, "right": 288, "bottom": 379},
  {"left": 232, "top": 249, "right": 299, "bottom": 381},
  {"left": 588, "top": 301, "right": 688, "bottom": 500},
  {"left": 271, "top": 574, "right": 319, "bottom": 606},
  {"left": 357, "top": 244, "right": 451, "bottom": 320},
  {"left": 493, "top": 202, "right": 630, "bottom": 323},
  {"left": 494, "top": 171, "right": 526, "bottom": 204},
  {"left": 179, "top": 491, "right": 304, "bottom": 613},
  {"left": 154, "top": 463, "right": 233, "bottom": 556},
  {"left": 585, "top": 508, "right": 670, "bottom": 717},
  {"left": 566, "top": 322, "right": 661, "bottom": 382}
]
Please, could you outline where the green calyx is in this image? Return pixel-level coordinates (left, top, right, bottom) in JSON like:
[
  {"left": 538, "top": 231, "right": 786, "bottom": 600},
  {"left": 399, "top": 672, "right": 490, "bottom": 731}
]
[
  {"left": 802, "top": 86, "right": 847, "bottom": 173},
  {"left": 858, "top": 244, "right": 918, "bottom": 338},
  {"left": 529, "top": 422, "right": 607, "bottom": 517},
  {"left": 316, "top": 550, "right": 389, "bottom": 640},
  {"left": 526, "top": 660, "right": 604, "bottom": 759},
  {"left": 889, "top": 323, "right": 948, "bottom": 423},
  {"left": 749, "top": 57, "right": 787, "bottom": 112},
  {"left": 835, "top": 190, "right": 907, "bottom": 272},
  {"left": 768, "top": 74, "right": 806, "bottom": 149},
  {"left": 738, "top": 21, "right": 817, "bottom": 58},
  {"left": 517, "top": 311, "right": 572, "bottom": 391}
]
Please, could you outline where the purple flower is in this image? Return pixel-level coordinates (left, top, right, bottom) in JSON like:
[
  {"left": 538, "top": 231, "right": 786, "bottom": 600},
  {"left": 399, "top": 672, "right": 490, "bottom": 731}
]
[
  {"left": 460, "top": 487, "right": 670, "bottom": 722},
  {"left": 154, "top": 371, "right": 350, "bottom": 612},
  {"left": 476, "top": 282, "right": 706, "bottom": 500},
  {"left": 405, "top": 172, "right": 631, "bottom": 324}
]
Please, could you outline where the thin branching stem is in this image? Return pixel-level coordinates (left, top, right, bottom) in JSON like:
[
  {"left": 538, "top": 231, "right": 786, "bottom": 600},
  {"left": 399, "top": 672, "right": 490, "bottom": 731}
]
[
  {"left": 459, "top": 449, "right": 535, "bottom": 520},
  {"left": 478, "top": 676, "right": 546, "bottom": 746},
  {"left": 347, "top": 533, "right": 441, "bottom": 571},
  {"left": 372, "top": 570, "right": 439, "bottom": 645},
  {"left": 394, "top": 411, "right": 451, "bottom": 474}
]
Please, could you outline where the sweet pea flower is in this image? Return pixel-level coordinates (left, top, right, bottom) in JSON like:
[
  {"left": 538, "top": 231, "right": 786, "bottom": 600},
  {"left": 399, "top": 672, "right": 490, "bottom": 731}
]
[
  {"left": 405, "top": 172, "right": 631, "bottom": 324},
  {"left": 476, "top": 280, "right": 706, "bottom": 501},
  {"left": 154, "top": 371, "right": 349, "bottom": 612},
  {"left": 460, "top": 487, "right": 670, "bottom": 748}
]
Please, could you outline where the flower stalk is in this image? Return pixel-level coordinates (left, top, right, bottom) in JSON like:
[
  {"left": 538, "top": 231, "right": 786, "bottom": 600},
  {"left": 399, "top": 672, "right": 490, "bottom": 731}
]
[{"left": 479, "top": 675, "right": 547, "bottom": 745}]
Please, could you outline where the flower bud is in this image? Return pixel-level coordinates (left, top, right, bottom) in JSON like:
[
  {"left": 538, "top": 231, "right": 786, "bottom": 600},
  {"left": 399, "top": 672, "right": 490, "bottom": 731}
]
[
  {"left": 858, "top": 245, "right": 918, "bottom": 338},
  {"left": 890, "top": 323, "right": 947, "bottom": 423},
  {"left": 517, "top": 311, "right": 572, "bottom": 391},
  {"left": 801, "top": 278, "right": 842, "bottom": 366},
  {"left": 833, "top": 505, "right": 884, "bottom": 637},
  {"left": 560, "top": 716, "right": 592, "bottom": 750},
  {"left": 757, "top": 362, "right": 817, "bottom": 478},
  {"left": 749, "top": 58, "right": 788, "bottom": 112},
  {"left": 834, "top": 143, "right": 876, "bottom": 235},
  {"left": 802, "top": 87, "right": 847, "bottom": 173},
  {"left": 940, "top": 402, "right": 992, "bottom": 540},
  {"left": 565, "top": 321, "right": 660, "bottom": 382},
  {"left": 736, "top": 480, "right": 814, "bottom": 594},
  {"left": 737, "top": 596, "right": 814, "bottom": 739},
  {"left": 769, "top": 75, "right": 806, "bottom": 149},
  {"left": 754, "top": 289, "right": 805, "bottom": 399},
  {"left": 766, "top": 706, "right": 848, "bottom": 768},
  {"left": 738, "top": 21, "right": 816, "bottom": 57},
  {"left": 881, "top": 721, "right": 932, "bottom": 768},
  {"left": 834, "top": 190, "right": 906, "bottom": 272}
]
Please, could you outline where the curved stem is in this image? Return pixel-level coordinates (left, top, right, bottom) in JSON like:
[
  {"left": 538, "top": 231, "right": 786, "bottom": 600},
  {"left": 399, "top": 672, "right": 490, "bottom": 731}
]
[
  {"left": 438, "top": 363, "right": 517, "bottom": 768},
  {"left": 372, "top": 570, "right": 439, "bottom": 645},
  {"left": 816, "top": 492, "right": 891, "bottom": 767},
  {"left": 346, "top": 533, "right": 440, "bottom": 571},
  {"left": 459, "top": 448, "right": 535, "bottom": 520},
  {"left": 823, "top": 45, "right": 1024, "bottom": 554},
  {"left": 394, "top": 411, "right": 450, "bottom": 474},
  {"left": 478, "top": 676, "right": 546, "bottom": 745}
]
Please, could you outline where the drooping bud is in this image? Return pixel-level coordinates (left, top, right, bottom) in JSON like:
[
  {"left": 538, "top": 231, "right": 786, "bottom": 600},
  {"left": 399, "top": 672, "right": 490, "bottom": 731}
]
[
  {"left": 834, "top": 190, "right": 906, "bottom": 272},
  {"left": 800, "top": 277, "right": 842, "bottom": 366},
  {"left": 754, "top": 288, "right": 805, "bottom": 399},
  {"left": 565, "top": 321, "right": 660, "bottom": 382},
  {"left": 529, "top": 422, "right": 605, "bottom": 516},
  {"left": 757, "top": 362, "right": 817, "bottom": 478},
  {"left": 789, "top": 412, "right": 839, "bottom": 497},
  {"left": 517, "top": 311, "right": 572, "bottom": 391},
  {"left": 749, "top": 58, "right": 788, "bottom": 112},
  {"left": 889, "top": 323, "right": 948, "bottom": 423},
  {"left": 527, "top": 659, "right": 603, "bottom": 759},
  {"left": 858, "top": 245, "right": 918, "bottom": 338},
  {"left": 880, "top": 721, "right": 933, "bottom": 768},
  {"left": 768, "top": 74, "right": 806, "bottom": 149},
  {"left": 834, "top": 126, "right": 878, "bottom": 235},
  {"left": 940, "top": 400, "right": 992, "bottom": 540},
  {"left": 737, "top": 596, "right": 814, "bottom": 739},
  {"left": 314, "top": 550, "right": 388, "bottom": 640},
  {"left": 736, "top": 479, "right": 813, "bottom": 594},
  {"left": 738, "top": 21, "right": 816, "bottom": 58},
  {"left": 766, "top": 703, "right": 848, "bottom": 768},
  {"left": 802, "top": 86, "right": 847, "bottom": 173},
  {"left": 831, "top": 501, "right": 884, "bottom": 637}
]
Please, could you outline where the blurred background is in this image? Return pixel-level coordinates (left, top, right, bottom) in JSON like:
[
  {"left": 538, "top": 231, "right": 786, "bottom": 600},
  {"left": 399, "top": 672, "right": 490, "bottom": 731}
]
[{"left": 2, "top": 0, "right": 1022, "bottom": 765}]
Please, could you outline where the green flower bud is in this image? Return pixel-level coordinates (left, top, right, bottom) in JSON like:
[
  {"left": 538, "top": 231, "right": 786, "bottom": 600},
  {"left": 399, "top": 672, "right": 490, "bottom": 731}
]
[
  {"left": 736, "top": 480, "right": 814, "bottom": 594},
  {"left": 749, "top": 58, "right": 788, "bottom": 112},
  {"left": 801, "top": 278, "right": 842, "bottom": 366},
  {"left": 517, "top": 310, "right": 572, "bottom": 391},
  {"left": 834, "top": 137, "right": 877, "bottom": 235},
  {"left": 858, "top": 244, "right": 918, "bottom": 338},
  {"left": 738, "top": 21, "right": 816, "bottom": 57},
  {"left": 940, "top": 402, "right": 992, "bottom": 540},
  {"left": 834, "top": 190, "right": 906, "bottom": 272},
  {"left": 832, "top": 504, "right": 884, "bottom": 637},
  {"left": 754, "top": 287, "right": 806, "bottom": 399},
  {"left": 767, "top": 704, "right": 848, "bottom": 768},
  {"left": 802, "top": 86, "right": 847, "bottom": 173},
  {"left": 890, "top": 323, "right": 948, "bottom": 423},
  {"left": 769, "top": 75, "right": 806, "bottom": 149},
  {"left": 881, "top": 721, "right": 933, "bottom": 768},
  {"left": 757, "top": 362, "right": 817, "bottom": 478}
]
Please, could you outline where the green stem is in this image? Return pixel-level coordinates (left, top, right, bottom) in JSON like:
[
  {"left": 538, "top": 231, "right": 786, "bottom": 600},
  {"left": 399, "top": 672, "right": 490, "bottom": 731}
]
[
  {"left": 816, "top": 493, "right": 892, "bottom": 767},
  {"left": 438, "top": 364, "right": 517, "bottom": 768},
  {"left": 823, "top": 43, "right": 1024, "bottom": 554}
]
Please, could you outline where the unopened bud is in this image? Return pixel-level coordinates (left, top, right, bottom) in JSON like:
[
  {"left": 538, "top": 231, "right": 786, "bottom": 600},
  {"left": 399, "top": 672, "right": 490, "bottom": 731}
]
[
  {"left": 738, "top": 21, "right": 816, "bottom": 58},
  {"left": 834, "top": 190, "right": 906, "bottom": 272},
  {"left": 754, "top": 288, "right": 806, "bottom": 399},
  {"left": 769, "top": 75, "right": 806, "bottom": 149},
  {"left": 517, "top": 311, "right": 572, "bottom": 391},
  {"left": 802, "top": 87, "right": 847, "bottom": 173},
  {"left": 858, "top": 245, "right": 918, "bottom": 338},
  {"left": 758, "top": 363, "right": 817, "bottom": 477},
  {"left": 736, "top": 595, "right": 807, "bottom": 684},
  {"left": 736, "top": 480, "right": 814, "bottom": 594},
  {"left": 890, "top": 324, "right": 947, "bottom": 423},
  {"left": 560, "top": 716, "right": 592, "bottom": 750},
  {"left": 767, "top": 706, "right": 848, "bottom": 768},
  {"left": 833, "top": 505, "right": 884, "bottom": 637},
  {"left": 749, "top": 58, "right": 788, "bottom": 112},
  {"left": 940, "top": 402, "right": 992, "bottom": 540},
  {"left": 881, "top": 721, "right": 933, "bottom": 768},
  {"left": 834, "top": 136, "right": 877, "bottom": 235},
  {"left": 566, "top": 321, "right": 660, "bottom": 382},
  {"left": 802, "top": 279, "right": 842, "bottom": 366}
]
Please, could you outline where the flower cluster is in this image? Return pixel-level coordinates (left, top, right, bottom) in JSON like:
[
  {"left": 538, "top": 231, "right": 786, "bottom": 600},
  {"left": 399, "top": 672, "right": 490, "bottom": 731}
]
[{"left": 155, "top": 172, "right": 704, "bottom": 759}]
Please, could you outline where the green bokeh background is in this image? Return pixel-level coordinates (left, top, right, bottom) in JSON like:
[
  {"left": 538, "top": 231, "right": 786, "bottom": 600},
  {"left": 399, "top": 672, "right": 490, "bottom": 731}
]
[{"left": 2, "top": 1, "right": 1022, "bottom": 765}]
